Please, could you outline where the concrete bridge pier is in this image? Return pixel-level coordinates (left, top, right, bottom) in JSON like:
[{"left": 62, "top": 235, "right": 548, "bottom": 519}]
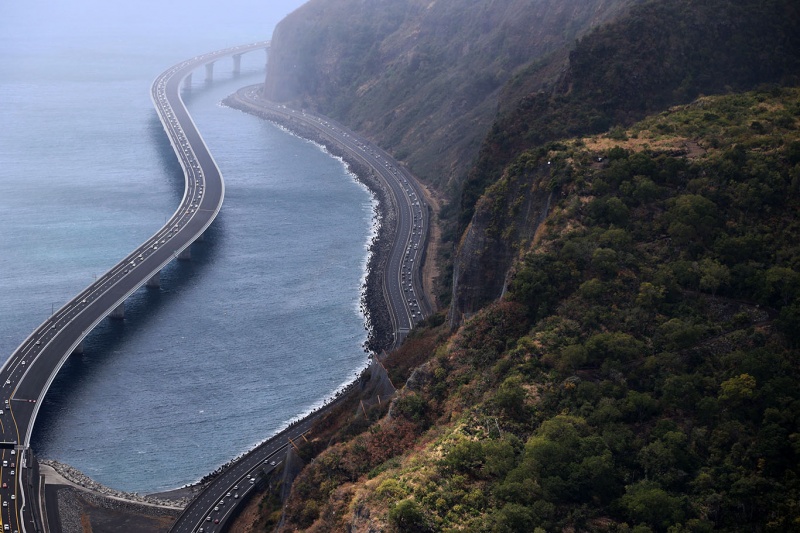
[
  {"left": 178, "top": 246, "right": 191, "bottom": 261},
  {"left": 146, "top": 271, "right": 161, "bottom": 288},
  {"left": 110, "top": 302, "right": 125, "bottom": 320},
  {"left": 204, "top": 62, "right": 214, "bottom": 83},
  {"left": 232, "top": 53, "right": 242, "bottom": 76},
  {"left": 183, "top": 73, "right": 192, "bottom": 91}
]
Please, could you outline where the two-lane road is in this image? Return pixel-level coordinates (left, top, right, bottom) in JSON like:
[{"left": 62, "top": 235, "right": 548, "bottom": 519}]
[{"left": 229, "top": 85, "right": 432, "bottom": 347}]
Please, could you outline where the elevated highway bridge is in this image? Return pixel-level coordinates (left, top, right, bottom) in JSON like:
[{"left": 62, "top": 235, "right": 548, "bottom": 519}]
[
  {"left": 0, "top": 42, "right": 268, "bottom": 533},
  {"left": 1, "top": 38, "right": 430, "bottom": 533}
]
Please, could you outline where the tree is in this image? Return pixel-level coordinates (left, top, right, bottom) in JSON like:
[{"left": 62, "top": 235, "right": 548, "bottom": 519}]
[
  {"left": 665, "top": 194, "right": 719, "bottom": 248},
  {"left": 619, "top": 480, "right": 685, "bottom": 531},
  {"left": 763, "top": 266, "right": 800, "bottom": 306},
  {"left": 490, "top": 503, "right": 535, "bottom": 532},
  {"left": 698, "top": 258, "right": 730, "bottom": 296},
  {"left": 777, "top": 302, "right": 800, "bottom": 346},
  {"left": 592, "top": 247, "right": 620, "bottom": 278},
  {"left": 510, "top": 415, "right": 617, "bottom": 504},
  {"left": 718, "top": 373, "right": 757, "bottom": 404},
  {"left": 389, "top": 499, "right": 427, "bottom": 532},
  {"left": 636, "top": 282, "right": 665, "bottom": 310},
  {"left": 442, "top": 439, "right": 485, "bottom": 475},
  {"left": 494, "top": 376, "right": 528, "bottom": 421}
]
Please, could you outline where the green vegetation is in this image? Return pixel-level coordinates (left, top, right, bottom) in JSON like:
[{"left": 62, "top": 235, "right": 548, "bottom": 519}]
[
  {"left": 273, "top": 87, "right": 800, "bottom": 531},
  {"left": 248, "top": 1, "right": 800, "bottom": 531},
  {"left": 461, "top": 0, "right": 800, "bottom": 232}
]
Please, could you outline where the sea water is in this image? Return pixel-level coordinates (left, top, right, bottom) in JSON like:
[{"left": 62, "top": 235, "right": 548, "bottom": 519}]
[{"left": 0, "top": 1, "right": 372, "bottom": 492}]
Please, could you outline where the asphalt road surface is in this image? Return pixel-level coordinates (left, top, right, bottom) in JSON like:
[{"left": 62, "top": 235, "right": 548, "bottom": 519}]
[
  {"left": 171, "top": 60, "right": 436, "bottom": 533},
  {"left": 230, "top": 85, "right": 433, "bottom": 348},
  {"left": 0, "top": 41, "right": 269, "bottom": 533}
]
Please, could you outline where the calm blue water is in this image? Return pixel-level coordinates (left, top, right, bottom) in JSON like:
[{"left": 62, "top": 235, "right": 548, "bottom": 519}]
[{"left": 0, "top": 1, "right": 375, "bottom": 493}]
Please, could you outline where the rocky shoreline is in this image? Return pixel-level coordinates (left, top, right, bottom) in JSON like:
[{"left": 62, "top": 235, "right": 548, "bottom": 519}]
[
  {"left": 37, "top": 89, "right": 402, "bottom": 530},
  {"left": 222, "top": 91, "right": 398, "bottom": 353},
  {"left": 41, "top": 459, "right": 190, "bottom": 508}
]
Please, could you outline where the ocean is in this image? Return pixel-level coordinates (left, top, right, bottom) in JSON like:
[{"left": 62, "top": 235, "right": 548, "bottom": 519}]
[{"left": 0, "top": 0, "right": 374, "bottom": 492}]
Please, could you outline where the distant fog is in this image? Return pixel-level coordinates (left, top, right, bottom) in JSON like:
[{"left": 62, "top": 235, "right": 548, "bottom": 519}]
[{"left": 1, "top": 0, "right": 307, "bottom": 58}]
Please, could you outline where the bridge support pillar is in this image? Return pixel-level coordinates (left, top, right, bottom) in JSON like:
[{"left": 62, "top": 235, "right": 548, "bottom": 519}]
[
  {"left": 147, "top": 271, "right": 161, "bottom": 288},
  {"left": 110, "top": 302, "right": 125, "bottom": 320},
  {"left": 178, "top": 246, "right": 191, "bottom": 261},
  {"left": 72, "top": 340, "right": 84, "bottom": 355},
  {"left": 204, "top": 62, "right": 214, "bottom": 83},
  {"left": 183, "top": 73, "right": 192, "bottom": 91},
  {"left": 232, "top": 54, "right": 242, "bottom": 75}
]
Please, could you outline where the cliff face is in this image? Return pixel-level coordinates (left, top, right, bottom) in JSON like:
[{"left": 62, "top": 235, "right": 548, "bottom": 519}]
[
  {"left": 264, "top": 0, "right": 636, "bottom": 190},
  {"left": 450, "top": 0, "right": 800, "bottom": 324},
  {"left": 246, "top": 1, "right": 800, "bottom": 531},
  {"left": 270, "top": 85, "right": 800, "bottom": 533},
  {"left": 449, "top": 155, "right": 553, "bottom": 327}
]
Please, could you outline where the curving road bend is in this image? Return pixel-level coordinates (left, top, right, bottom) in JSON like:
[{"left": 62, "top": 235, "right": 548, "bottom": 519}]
[
  {"left": 0, "top": 42, "right": 267, "bottom": 533},
  {"left": 171, "top": 68, "right": 436, "bottom": 533},
  {"left": 229, "top": 85, "right": 433, "bottom": 348},
  {"left": 0, "top": 39, "right": 431, "bottom": 533}
]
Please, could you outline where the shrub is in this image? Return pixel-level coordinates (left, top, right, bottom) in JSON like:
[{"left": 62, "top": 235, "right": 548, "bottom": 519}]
[{"left": 389, "top": 499, "right": 427, "bottom": 532}]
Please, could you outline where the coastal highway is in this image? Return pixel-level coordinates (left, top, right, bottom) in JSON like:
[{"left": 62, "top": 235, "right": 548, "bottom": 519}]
[
  {"left": 168, "top": 404, "right": 326, "bottom": 533},
  {"left": 228, "top": 85, "right": 433, "bottom": 346},
  {"left": 171, "top": 81, "right": 436, "bottom": 533},
  {"left": 0, "top": 42, "right": 268, "bottom": 533}
]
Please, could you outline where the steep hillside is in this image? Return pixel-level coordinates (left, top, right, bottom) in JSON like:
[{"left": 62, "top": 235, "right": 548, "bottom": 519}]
[
  {"left": 239, "top": 2, "right": 800, "bottom": 531},
  {"left": 451, "top": 0, "right": 800, "bottom": 321},
  {"left": 258, "top": 86, "right": 800, "bottom": 533},
  {"left": 264, "top": 0, "right": 636, "bottom": 191}
]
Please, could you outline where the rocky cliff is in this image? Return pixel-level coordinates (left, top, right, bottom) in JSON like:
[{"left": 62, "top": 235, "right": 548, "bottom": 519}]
[
  {"left": 264, "top": 0, "right": 637, "bottom": 191},
  {"left": 449, "top": 154, "right": 553, "bottom": 327},
  {"left": 449, "top": 0, "right": 800, "bottom": 324},
  {"left": 237, "top": 1, "right": 800, "bottom": 531}
]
